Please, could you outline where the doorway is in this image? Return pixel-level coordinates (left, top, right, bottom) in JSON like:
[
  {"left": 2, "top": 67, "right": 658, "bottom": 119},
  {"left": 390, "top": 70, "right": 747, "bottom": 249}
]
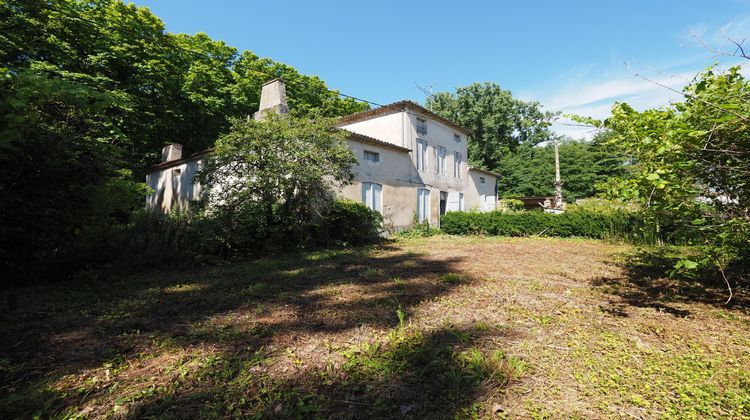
[{"left": 439, "top": 191, "right": 447, "bottom": 216}]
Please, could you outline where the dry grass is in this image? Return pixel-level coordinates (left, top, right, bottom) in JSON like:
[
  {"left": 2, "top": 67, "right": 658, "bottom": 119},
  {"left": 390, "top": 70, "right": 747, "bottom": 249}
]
[{"left": 1, "top": 236, "right": 748, "bottom": 418}]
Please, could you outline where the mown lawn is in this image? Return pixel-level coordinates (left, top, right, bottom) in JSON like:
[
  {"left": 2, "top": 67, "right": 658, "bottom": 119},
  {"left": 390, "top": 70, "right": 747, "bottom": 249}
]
[{"left": 1, "top": 237, "right": 749, "bottom": 418}]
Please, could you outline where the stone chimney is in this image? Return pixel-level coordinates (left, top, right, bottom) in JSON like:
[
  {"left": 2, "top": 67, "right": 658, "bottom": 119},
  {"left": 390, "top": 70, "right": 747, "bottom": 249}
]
[
  {"left": 161, "top": 143, "right": 183, "bottom": 162},
  {"left": 254, "top": 78, "right": 289, "bottom": 120}
]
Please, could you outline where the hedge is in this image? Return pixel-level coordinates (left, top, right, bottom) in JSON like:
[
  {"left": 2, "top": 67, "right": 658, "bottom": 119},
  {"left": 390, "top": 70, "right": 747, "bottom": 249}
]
[{"left": 441, "top": 209, "right": 651, "bottom": 242}]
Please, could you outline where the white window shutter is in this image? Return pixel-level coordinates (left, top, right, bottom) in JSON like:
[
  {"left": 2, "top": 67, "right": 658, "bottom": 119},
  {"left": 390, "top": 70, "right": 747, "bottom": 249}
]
[
  {"left": 373, "top": 183, "right": 382, "bottom": 212},
  {"left": 446, "top": 192, "right": 460, "bottom": 212}
]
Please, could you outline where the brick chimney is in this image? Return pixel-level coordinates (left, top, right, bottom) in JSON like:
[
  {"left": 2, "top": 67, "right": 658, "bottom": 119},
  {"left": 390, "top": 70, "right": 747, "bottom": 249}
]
[
  {"left": 254, "top": 78, "right": 289, "bottom": 120},
  {"left": 161, "top": 143, "right": 183, "bottom": 162}
]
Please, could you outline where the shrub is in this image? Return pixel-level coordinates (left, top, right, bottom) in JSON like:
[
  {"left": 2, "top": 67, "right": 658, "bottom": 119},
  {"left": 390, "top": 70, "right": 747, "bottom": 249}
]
[
  {"left": 318, "top": 200, "right": 383, "bottom": 245},
  {"left": 398, "top": 215, "right": 441, "bottom": 238},
  {"left": 498, "top": 199, "right": 524, "bottom": 212},
  {"left": 441, "top": 208, "right": 651, "bottom": 243}
]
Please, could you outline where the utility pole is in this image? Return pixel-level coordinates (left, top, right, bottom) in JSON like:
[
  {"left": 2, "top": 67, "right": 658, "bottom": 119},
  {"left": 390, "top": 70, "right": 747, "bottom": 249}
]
[{"left": 553, "top": 141, "right": 564, "bottom": 210}]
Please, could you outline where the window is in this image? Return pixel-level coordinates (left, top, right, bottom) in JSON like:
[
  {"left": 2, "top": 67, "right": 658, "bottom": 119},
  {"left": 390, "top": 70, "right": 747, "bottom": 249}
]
[
  {"left": 416, "top": 139, "right": 428, "bottom": 171},
  {"left": 362, "top": 182, "right": 382, "bottom": 213},
  {"left": 364, "top": 150, "right": 380, "bottom": 163},
  {"left": 416, "top": 117, "right": 427, "bottom": 135},
  {"left": 417, "top": 188, "right": 430, "bottom": 222},
  {"left": 454, "top": 134, "right": 461, "bottom": 142},
  {"left": 437, "top": 146, "right": 446, "bottom": 174},
  {"left": 454, "top": 152, "right": 462, "bottom": 178},
  {"left": 480, "top": 176, "right": 486, "bottom": 184}
]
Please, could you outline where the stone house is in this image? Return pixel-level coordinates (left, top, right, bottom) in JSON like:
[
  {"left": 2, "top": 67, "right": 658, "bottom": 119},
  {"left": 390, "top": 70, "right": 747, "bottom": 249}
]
[{"left": 145, "top": 79, "right": 498, "bottom": 231}]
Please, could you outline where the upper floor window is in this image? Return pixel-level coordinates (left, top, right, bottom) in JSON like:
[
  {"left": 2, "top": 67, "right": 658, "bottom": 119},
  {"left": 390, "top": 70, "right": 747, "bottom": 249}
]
[
  {"left": 364, "top": 150, "right": 380, "bottom": 163},
  {"left": 454, "top": 152, "right": 462, "bottom": 178},
  {"left": 480, "top": 177, "right": 486, "bottom": 184},
  {"left": 437, "top": 146, "right": 447, "bottom": 174},
  {"left": 416, "top": 139, "right": 428, "bottom": 171},
  {"left": 416, "top": 117, "right": 427, "bottom": 135},
  {"left": 454, "top": 134, "right": 461, "bottom": 142}
]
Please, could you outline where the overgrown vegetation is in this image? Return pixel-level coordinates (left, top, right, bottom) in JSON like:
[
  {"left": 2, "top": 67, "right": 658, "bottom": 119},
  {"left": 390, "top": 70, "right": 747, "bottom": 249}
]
[
  {"left": 0, "top": 0, "right": 369, "bottom": 285},
  {"left": 574, "top": 63, "right": 750, "bottom": 301},
  {"left": 441, "top": 205, "right": 651, "bottom": 242}
]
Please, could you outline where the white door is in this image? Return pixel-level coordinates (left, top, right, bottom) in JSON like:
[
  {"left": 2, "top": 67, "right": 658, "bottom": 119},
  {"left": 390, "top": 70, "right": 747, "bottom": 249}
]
[
  {"left": 446, "top": 192, "right": 460, "bottom": 212},
  {"left": 417, "top": 188, "right": 430, "bottom": 222},
  {"left": 362, "top": 182, "right": 383, "bottom": 213}
]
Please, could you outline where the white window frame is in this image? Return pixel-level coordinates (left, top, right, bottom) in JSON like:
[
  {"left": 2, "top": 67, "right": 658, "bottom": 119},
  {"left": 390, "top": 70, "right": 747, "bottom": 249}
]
[
  {"left": 416, "top": 139, "right": 428, "bottom": 171},
  {"left": 417, "top": 188, "right": 430, "bottom": 222},
  {"left": 454, "top": 152, "right": 462, "bottom": 178},
  {"left": 362, "top": 182, "right": 383, "bottom": 213},
  {"left": 416, "top": 117, "right": 427, "bottom": 135},
  {"left": 364, "top": 150, "right": 380, "bottom": 163},
  {"left": 437, "top": 146, "right": 446, "bottom": 175}
]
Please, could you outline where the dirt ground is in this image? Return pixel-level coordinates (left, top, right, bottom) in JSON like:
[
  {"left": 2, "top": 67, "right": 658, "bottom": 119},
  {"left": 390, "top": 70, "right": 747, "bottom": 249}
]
[{"left": 1, "top": 236, "right": 748, "bottom": 418}]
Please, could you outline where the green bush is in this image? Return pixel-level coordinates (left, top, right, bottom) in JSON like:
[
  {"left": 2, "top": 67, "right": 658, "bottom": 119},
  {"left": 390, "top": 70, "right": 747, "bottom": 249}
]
[
  {"left": 441, "top": 208, "right": 651, "bottom": 243},
  {"left": 498, "top": 199, "right": 524, "bottom": 212},
  {"left": 318, "top": 200, "right": 383, "bottom": 245}
]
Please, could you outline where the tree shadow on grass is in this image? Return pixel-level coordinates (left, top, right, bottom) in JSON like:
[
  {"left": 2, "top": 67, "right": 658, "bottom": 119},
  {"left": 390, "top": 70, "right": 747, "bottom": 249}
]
[
  {"left": 127, "top": 325, "right": 522, "bottom": 419},
  {"left": 0, "top": 242, "right": 492, "bottom": 417},
  {"left": 592, "top": 248, "right": 749, "bottom": 318}
]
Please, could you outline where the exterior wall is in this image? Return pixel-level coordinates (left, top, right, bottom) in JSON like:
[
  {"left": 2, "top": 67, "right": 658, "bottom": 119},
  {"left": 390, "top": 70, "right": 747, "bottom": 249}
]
[
  {"left": 466, "top": 170, "right": 498, "bottom": 212},
  {"left": 146, "top": 158, "right": 202, "bottom": 212},
  {"left": 340, "top": 140, "right": 417, "bottom": 232},
  {"left": 340, "top": 112, "right": 406, "bottom": 148}
]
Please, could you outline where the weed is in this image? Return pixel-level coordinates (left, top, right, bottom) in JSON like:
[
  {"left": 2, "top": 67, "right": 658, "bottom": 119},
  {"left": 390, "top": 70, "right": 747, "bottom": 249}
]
[{"left": 439, "top": 273, "right": 462, "bottom": 284}]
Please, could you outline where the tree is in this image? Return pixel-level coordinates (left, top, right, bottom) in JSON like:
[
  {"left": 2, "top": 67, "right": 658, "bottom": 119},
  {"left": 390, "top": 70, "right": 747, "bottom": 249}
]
[
  {"left": 587, "top": 65, "right": 750, "bottom": 302},
  {"left": 0, "top": 64, "right": 146, "bottom": 284},
  {"left": 496, "top": 132, "right": 627, "bottom": 201},
  {"left": 425, "top": 82, "right": 555, "bottom": 171},
  {"left": 197, "top": 113, "right": 358, "bottom": 252}
]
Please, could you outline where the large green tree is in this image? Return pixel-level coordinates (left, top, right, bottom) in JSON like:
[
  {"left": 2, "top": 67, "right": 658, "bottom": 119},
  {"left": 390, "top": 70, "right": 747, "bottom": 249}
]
[
  {"left": 425, "top": 82, "right": 555, "bottom": 171},
  {"left": 587, "top": 65, "right": 750, "bottom": 300},
  {"left": 497, "top": 132, "right": 627, "bottom": 201},
  {"left": 198, "top": 113, "right": 358, "bottom": 252}
]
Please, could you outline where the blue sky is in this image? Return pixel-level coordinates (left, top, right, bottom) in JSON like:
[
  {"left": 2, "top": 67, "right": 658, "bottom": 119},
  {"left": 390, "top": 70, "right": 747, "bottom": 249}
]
[{"left": 134, "top": 0, "right": 749, "bottom": 138}]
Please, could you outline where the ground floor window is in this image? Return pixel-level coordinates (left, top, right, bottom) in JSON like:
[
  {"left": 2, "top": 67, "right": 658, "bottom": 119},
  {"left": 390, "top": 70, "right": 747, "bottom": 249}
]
[
  {"left": 362, "top": 182, "right": 382, "bottom": 213},
  {"left": 417, "top": 188, "right": 430, "bottom": 222}
]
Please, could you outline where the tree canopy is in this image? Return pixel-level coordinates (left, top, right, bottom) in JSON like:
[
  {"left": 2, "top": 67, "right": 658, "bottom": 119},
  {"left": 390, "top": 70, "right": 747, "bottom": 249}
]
[
  {"left": 497, "top": 132, "right": 627, "bottom": 201},
  {"left": 425, "top": 82, "right": 556, "bottom": 172},
  {"left": 588, "top": 65, "right": 750, "bottom": 299}
]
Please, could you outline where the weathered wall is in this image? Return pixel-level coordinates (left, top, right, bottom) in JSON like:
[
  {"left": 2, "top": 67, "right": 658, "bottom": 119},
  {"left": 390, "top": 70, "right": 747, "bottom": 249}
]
[
  {"left": 340, "top": 112, "right": 405, "bottom": 147},
  {"left": 466, "top": 170, "right": 498, "bottom": 212},
  {"left": 146, "top": 158, "right": 202, "bottom": 212},
  {"left": 340, "top": 140, "right": 417, "bottom": 231}
]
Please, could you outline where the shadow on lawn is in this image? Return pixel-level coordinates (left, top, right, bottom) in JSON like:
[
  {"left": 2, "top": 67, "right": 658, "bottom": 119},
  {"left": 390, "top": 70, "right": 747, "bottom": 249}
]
[
  {"left": 593, "top": 248, "right": 749, "bottom": 318},
  {"left": 0, "top": 242, "right": 509, "bottom": 417},
  {"left": 129, "top": 326, "right": 519, "bottom": 418}
]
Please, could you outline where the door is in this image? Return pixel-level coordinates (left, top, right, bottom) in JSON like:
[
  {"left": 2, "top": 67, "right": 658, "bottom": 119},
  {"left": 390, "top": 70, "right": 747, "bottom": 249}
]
[
  {"left": 417, "top": 188, "right": 430, "bottom": 222},
  {"left": 440, "top": 191, "right": 447, "bottom": 215}
]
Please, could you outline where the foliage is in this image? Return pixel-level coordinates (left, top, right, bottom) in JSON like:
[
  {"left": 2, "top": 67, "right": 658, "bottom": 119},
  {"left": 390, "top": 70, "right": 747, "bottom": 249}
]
[
  {"left": 440, "top": 207, "right": 649, "bottom": 242},
  {"left": 425, "top": 82, "right": 556, "bottom": 172},
  {"left": 197, "top": 113, "right": 358, "bottom": 253},
  {"left": 318, "top": 200, "right": 383, "bottom": 245},
  {"left": 498, "top": 198, "right": 525, "bottom": 212},
  {"left": 497, "top": 132, "right": 628, "bottom": 200},
  {"left": 1, "top": 0, "right": 368, "bottom": 169},
  {"left": 0, "top": 64, "right": 146, "bottom": 285},
  {"left": 0, "top": 0, "right": 368, "bottom": 283},
  {"left": 398, "top": 214, "right": 441, "bottom": 238},
  {"left": 581, "top": 64, "right": 750, "bottom": 297}
]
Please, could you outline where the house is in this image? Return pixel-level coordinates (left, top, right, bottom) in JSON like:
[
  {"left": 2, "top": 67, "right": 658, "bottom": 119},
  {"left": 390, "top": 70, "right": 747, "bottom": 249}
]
[{"left": 145, "top": 79, "right": 498, "bottom": 232}]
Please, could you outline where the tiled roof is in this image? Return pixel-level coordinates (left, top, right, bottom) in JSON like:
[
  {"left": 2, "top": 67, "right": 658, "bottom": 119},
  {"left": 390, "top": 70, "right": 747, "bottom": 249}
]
[
  {"left": 146, "top": 130, "right": 410, "bottom": 173},
  {"left": 338, "top": 100, "right": 472, "bottom": 136},
  {"left": 468, "top": 166, "right": 501, "bottom": 177},
  {"left": 346, "top": 131, "right": 411, "bottom": 153}
]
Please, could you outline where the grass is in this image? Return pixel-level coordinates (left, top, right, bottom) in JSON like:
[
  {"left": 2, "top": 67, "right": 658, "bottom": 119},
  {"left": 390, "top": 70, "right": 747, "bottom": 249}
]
[{"left": 1, "top": 236, "right": 749, "bottom": 418}]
